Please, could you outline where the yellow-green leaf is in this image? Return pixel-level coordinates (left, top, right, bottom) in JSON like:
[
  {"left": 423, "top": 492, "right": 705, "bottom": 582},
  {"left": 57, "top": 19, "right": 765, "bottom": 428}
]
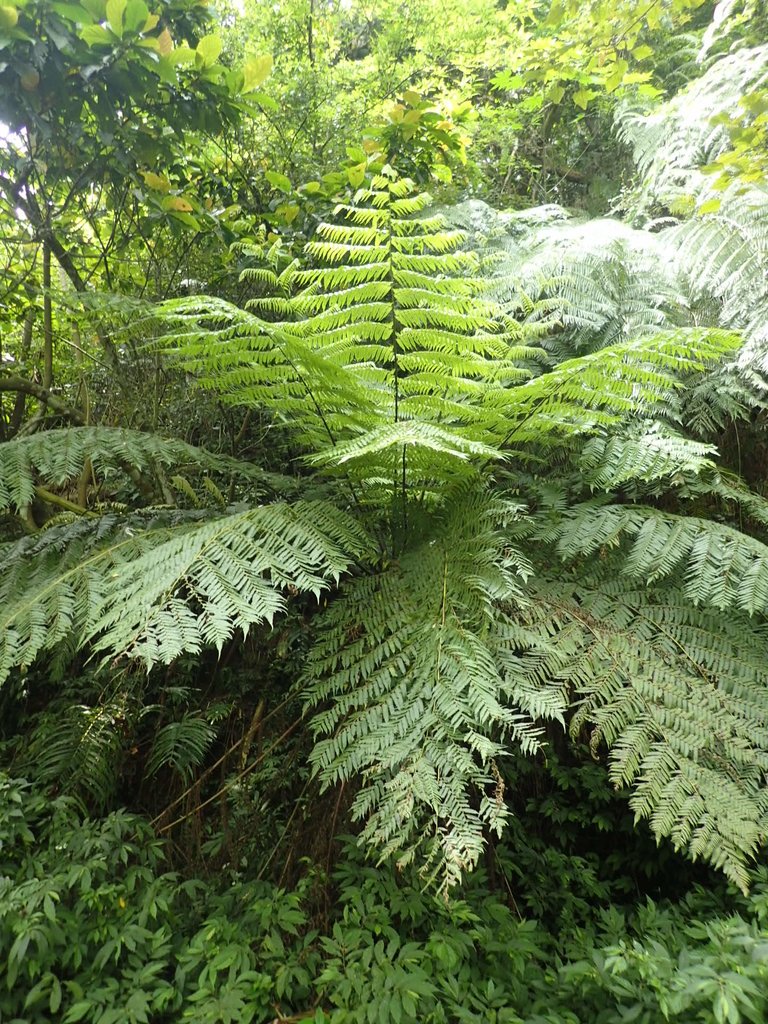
[
  {"left": 19, "top": 68, "right": 40, "bottom": 90},
  {"left": 242, "top": 53, "right": 272, "bottom": 93},
  {"left": 81, "top": 23, "right": 112, "bottom": 45},
  {"left": 277, "top": 202, "right": 300, "bottom": 224},
  {"left": 142, "top": 171, "right": 171, "bottom": 192},
  {"left": 347, "top": 162, "right": 366, "bottom": 187},
  {"left": 605, "top": 70, "right": 623, "bottom": 93},
  {"left": 0, "top": 4, "right": 18, "bottom": 30},
  {"left": 172, "top": 43, "right": 196, "bottom": 65},
  {"left": 196, "top": 32, "right": 222, "bottom": 66},
  {"left": 573, "top": 88, "right": 593, "bottom": 110},
  {"left": 548, "top": 84, "right": 565, "bottom": 105},
  {"left": 156, "top": 26, "right": 172, "bottom": 55},
  {"left": 431, "top": 163, "right": 452, "bottom": 183},
  {"left": 266, "top": 170, "right": 291, "bottom": 193},
  {"left": 698, "top": 198, "right": 721, "bottom": 215},
  {"left": 106, "top": 0, "right": 126, "bottom": 36},
  {"left": 163, "top": 196, "right": 194, "bottom": 212},
  {"left": 632, "top": 44, "right": 653, "bottom": 61}
]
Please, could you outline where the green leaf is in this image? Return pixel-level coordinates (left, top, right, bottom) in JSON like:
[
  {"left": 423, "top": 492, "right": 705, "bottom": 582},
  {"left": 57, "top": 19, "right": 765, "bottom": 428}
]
[
  {"left": 573, "top": 88, "right": 594, "bottom": 110},
  {"left": 105, "top": 0, "right": 126, "bottom": 36},
  {"left": 632, "top": 43, "right": 653, "bottom": 60},
  {"left": 266, "top": 170, "right": 291, "bottom": 193},
  {"left": 0, "top": 4, "right": 18, "bottom": 30},
  {"left": 50, "top": 977, "right": 62, "bottom": 1015},
  {"left": 346, "top": 162, "right": 366, "bottom": 188},
  {"left": 64, "top": 1002, "right": 92, "bottom": 1023},
  {"left": 698, "top": 198, "right": 722, "bottom": 214},
  {"left": 196, "top": 32, "right": 222, "bottom": 66},
  {"left": 242, "top": 53, "right": 272, "bottom": 92},
  {"left": 123, "top": 0, "right": 148, "bottom": 33}
]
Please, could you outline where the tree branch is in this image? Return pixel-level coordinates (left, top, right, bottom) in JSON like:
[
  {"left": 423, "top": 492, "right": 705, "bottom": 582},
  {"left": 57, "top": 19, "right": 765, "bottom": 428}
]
[{"left": 0, "top": 376, "right": 86, "bottom": 424}]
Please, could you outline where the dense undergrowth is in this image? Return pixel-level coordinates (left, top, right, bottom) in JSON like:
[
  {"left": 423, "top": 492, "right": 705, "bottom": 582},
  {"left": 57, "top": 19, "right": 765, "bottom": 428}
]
[
  {"left": 6, "top": 641, "right": 767, "bottom": 1024},
  {"left": 3, "top": 754, "right": 768, "bottom": 1024}
]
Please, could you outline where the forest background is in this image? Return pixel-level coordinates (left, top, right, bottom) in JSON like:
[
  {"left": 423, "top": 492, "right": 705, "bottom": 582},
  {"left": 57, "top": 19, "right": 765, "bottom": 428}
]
[{"left": 2, "top": 0, "right": 768, "bottom": 1021}]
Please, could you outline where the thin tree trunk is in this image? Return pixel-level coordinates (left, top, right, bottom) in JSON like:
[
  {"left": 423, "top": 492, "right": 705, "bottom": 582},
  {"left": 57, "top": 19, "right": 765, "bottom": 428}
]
[
  {"left": 9, "top": 308, "right": 35, "bottom": 434},
  {"left": 42, "top": 239, "right": 53, "bottom": 391}
]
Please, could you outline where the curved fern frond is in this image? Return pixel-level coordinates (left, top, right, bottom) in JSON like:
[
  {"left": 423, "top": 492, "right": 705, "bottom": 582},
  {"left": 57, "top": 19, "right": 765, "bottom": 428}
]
[
  {"left": 0, "top": 426, "right": 266, "bottom": 513},
  {"left": 146, "top": 714, "right": 217, "bottom": 783},
  {"left": 518, "top": 571, "right": 768, "bottom": 891},
  {"left": 497, "top": 219, "right": 690, "bottom": 357},
  {"left": 671, "top": 185, "right": 768, "bottom": 353},
  {"left": 545, "top": 499, "right": 768, "bottom": 613},
  {"left": 305, "top": 485, "right": 560, "bottom": 891},
  {"left": 616, "top": 44, "right": 768, "bottom": 211},
  {"left": 0, "top": 501, "right": 371, "bottom": 684},
  {"left": 19, "top": 693, "right": 138, "bottom": 808},
  {"left": 496, "top": 329, "right": 740, "bottom": 448},
  {"left": 579, "top": 423, "right": 717, "bottom": 490}
]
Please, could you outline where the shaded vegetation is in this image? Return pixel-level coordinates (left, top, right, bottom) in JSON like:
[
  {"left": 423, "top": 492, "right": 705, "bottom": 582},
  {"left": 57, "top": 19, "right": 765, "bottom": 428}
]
[{"left": 2, "top": 0, "right": 768, "bottom": 1020}]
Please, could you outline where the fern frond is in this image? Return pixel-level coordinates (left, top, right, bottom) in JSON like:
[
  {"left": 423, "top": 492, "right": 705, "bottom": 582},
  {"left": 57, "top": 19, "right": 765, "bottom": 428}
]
[
  {"left": 305, "top": 486, "right": 550, "bottom": 891},
  {"left": 0, "top": 426, "right": 265, "bottom": 513},
  {"left": 146, "top": 713, "right": 217, "bottom": 783},
  {"left": 0, "top": 501, "right": 371, "bottom": 683},
  {"left": 518, "top": 571, "right": 768, "bottom": 891},
  {"left": 547, "top": 500, "right": 768, "bottom": 613},
  {"left": 616, "top": 44, "right": 768, "bottom": 210},
  {"left": 579, "top": 423, "right": 717, "bottom": 489},
  {"left": 497, "top": 329, "right": 740, "bottom": 448},
  {"left": 19, "top": 692, "right": 139, "bottom": 808}
]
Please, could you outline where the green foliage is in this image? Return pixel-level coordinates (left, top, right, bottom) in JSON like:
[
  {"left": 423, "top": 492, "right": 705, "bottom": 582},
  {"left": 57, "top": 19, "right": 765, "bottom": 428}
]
[
  {"left": 19, "top": 694, "right": 137, "bottom": 808},
  {"left": 0, "top": 774, "right": 179, "bottom": 1024},
  {"left": 0, "top": 426, "right": 266, "bottom": 513},
  {"left": 5, "top": 0, "right": 768, "bottom": 913},
  {"left": 4, "top": 165, "right": 766, "bottom": 890},
  {"left": 0, "top": 499, "right": 370, "bottom": 683},
  {"left": 4, "top": 772, "right": 768, "bottom": 1024},
  {"left": 306, "top": 484, "right": 543, "bottom": 887}
]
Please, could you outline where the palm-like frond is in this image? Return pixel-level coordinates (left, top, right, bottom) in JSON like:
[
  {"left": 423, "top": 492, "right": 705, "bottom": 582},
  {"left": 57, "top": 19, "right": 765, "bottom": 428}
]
[
  {"left": 146, "top": 713, "right": 217, "bottom": 784},
  {"left": 5, "top": 159, "right": 768, "bottom": 892},
  {"left": 516, "top": 570, "right": 768, "bottom": 892},
  {"left": 0, "top": 426, "right": 266, "bottom": 513},
  {"left": 615, "top": 45, "right": 768, "bottom": 213},
  {"left": 305, "top": 484, "right": 555, "bottom": 890},
  {"left": 0, "top": 501, "right": 371, "bottom": 683}
]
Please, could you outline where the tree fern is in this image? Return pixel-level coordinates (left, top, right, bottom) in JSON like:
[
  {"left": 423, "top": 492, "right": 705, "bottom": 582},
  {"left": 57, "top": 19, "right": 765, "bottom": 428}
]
[
  {"left": 5, "top": 161, "right": 768, "bottom": 891},
  {"left": 156, "top": 169, "right": 762, "bottom": 889}
]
